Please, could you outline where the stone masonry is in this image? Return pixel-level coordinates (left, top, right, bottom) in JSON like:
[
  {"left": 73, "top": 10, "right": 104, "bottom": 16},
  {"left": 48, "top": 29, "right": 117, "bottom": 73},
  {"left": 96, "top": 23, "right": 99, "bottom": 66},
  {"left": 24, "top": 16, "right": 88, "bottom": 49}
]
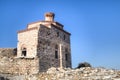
[
  {"left": 0, "top": 12, "right": 71, "bottom": 74},
  {"left": 0, "top": 48, "right": 39, "bottom": 74},
  {"left": 17, "top": 12, "right": 72, "bottom": 72}
]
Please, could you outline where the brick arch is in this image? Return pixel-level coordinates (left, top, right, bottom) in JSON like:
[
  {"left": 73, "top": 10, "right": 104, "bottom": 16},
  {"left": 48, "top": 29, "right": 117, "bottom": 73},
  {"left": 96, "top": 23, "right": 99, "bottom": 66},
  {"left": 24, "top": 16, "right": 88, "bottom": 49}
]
[{"left": 21, "top": 44, "right": 26, "bottom": 50}]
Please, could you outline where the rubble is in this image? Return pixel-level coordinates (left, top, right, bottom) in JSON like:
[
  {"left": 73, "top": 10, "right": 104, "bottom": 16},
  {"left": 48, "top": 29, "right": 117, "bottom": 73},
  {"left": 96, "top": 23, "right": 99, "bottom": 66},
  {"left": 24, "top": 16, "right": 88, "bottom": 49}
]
[
  {"left": 46, "top": 67, "right": 120, "bottom": 80},
  {"left": 0, "top": 67, "right": 120, "bottom": 80}
]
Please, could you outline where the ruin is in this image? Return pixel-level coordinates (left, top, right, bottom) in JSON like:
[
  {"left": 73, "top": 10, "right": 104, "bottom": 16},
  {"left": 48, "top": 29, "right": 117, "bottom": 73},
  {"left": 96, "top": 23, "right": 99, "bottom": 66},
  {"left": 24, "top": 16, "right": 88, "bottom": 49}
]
[
  {"left": 0, "top": 13, "right": 120, "bottom": 80},
  {"left": 0, "top": 12, "right": 72, "bottom": 74}
]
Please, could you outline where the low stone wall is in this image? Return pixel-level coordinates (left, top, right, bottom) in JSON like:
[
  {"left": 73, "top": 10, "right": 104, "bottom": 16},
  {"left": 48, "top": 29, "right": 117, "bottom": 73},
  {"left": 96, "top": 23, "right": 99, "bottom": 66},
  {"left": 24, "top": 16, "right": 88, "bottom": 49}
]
[
  {"left": 0, "top": 48, "right": 39, "bottom": 75},
  {"left": 0, "top": 57, "right": 39, "bottom": 75},
  {"left": 0, "top": 48, "right": 16, "bottom": 58}
]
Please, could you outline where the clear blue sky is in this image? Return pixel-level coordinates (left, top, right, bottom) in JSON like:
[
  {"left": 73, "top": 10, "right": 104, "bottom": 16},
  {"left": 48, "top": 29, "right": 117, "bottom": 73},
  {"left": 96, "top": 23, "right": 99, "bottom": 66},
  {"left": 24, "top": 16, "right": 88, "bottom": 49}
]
[{"left": 0, "top": 0, "right": 120, "bottom": 69}]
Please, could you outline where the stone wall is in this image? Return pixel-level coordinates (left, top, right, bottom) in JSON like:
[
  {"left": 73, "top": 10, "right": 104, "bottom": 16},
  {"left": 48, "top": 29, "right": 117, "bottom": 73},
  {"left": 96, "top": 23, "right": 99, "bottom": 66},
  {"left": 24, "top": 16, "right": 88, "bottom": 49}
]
[
  {"left": 0, "top": 56, "right": 39, "bottom": 75},
  {"left": 37, "top": 24, "right": 71, "bottom": 72},
  {"left": 17, "top": 22, "right": 72, "bottom": 72},
  {"left": 0, "top": 48, "right": 16, "bottom": 58},
  {"left": 16, "top": 12, "right": 72, "bottom": 72},
  {"left": 17, "top": 27, "right": 38, "bottom": 58}
]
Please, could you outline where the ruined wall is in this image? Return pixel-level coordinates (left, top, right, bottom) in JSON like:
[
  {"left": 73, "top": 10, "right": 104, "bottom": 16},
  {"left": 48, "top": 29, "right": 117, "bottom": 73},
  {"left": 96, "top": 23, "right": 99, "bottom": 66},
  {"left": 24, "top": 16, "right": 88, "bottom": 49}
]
[
  {"left": 0, "top": 48, "right": 39, "bottom": 75},
  {"left": 0, "top": 48, "right": 16, "bottom": 58},
  {"left": 0, "top": 56, "right": 39, "bottom": 74}
]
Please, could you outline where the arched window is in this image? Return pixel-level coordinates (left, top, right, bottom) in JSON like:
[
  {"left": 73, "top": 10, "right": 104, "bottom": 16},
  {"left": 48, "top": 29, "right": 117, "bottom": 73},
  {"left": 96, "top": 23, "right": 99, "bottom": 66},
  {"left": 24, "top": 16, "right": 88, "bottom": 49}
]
[{"left": 22, "top": 48, "right": 26, "bottom": 56}]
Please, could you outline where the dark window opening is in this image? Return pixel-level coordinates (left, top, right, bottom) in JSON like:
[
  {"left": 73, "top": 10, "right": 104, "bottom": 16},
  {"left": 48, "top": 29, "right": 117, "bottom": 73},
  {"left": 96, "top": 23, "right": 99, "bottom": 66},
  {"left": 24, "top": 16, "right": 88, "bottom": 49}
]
[
  {"left": 55, "top": 50, "right": 58, "bottom": 59},
  {"left": 64, "top": 35, "right": 66, "bottom": 40},
  {"left": 65, "top": 54, "right": 68, "bottom": 61},
  {"left": 22, "top": 48, "right": 26, "bottom": 56},
  {"left": 22, "top": 51, "right": 26, "bottom": 56},
  {"left": 57, "top": 32, "right": 59, "bottom": 37}
]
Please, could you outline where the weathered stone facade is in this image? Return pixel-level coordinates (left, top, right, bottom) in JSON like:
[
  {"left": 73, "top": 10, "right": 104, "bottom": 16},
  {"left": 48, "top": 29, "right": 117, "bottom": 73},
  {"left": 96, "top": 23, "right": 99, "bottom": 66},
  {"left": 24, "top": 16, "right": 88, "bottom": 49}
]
[{"left": 17, "top": 12, "right": 72, "bottom": 72}]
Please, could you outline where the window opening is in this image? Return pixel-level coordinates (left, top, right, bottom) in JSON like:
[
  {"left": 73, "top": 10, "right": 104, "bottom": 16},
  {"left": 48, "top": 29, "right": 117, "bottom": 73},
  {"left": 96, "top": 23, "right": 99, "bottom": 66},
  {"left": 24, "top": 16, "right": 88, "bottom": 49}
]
[
  {"left": 65, "top": 48, "right": 68, "bottom": 61},
  {"left": 65, "top": 54, "right": 68, "bottom": 61},
  {"left": 55, "top": 50, "right": 58, "bottom": 59},
  {"left": 64, "top": 35, "right": 66, "bottom": 40},
  {"left": 22, "top": 48, "right": 26, "bottom": 56},
  {"left": 55, "top": 44, "right": 58, "bottom": 59}
]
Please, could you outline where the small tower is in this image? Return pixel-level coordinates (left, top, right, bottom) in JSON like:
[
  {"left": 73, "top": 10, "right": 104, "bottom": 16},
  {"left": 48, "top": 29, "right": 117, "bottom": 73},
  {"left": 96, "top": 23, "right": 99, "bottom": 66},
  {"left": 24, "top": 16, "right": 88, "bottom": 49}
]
[{"left": 45, "top": 12, "right": 55, "bottom": 21}]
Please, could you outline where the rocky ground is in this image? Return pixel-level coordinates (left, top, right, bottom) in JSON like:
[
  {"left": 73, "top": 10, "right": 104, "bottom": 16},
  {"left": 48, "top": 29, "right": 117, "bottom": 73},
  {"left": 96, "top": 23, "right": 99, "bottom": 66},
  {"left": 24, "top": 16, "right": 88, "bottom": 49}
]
[
  {"left": 0, "top": 49, "right": 120, "bottom": 80},
  {"left": 0, "top": 67, "right": 120, "bottom": 80},
  {"left": 45, "top": 67, "right": 120, "bottom": 80}
]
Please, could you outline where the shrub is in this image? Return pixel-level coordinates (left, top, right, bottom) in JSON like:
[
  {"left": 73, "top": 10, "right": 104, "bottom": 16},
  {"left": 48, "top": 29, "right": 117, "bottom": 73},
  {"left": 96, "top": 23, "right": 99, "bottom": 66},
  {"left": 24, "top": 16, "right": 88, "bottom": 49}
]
[{"left": 76, "top": 62, "right": 91, "bottom": 68}]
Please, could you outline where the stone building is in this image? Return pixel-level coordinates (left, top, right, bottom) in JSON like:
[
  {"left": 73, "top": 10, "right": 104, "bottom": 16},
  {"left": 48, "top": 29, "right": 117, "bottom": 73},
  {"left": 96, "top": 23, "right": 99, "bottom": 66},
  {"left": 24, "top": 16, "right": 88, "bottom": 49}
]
[{"left": 17, "top": 12, "right": 72, "bottom": 72}]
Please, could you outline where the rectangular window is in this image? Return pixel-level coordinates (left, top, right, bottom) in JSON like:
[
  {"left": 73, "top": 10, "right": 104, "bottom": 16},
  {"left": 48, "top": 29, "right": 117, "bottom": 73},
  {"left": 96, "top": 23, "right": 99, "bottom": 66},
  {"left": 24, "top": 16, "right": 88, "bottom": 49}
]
[
  {"left": 55, "top": 50, "right": 58, "bottom": 59},
  {"left": 21, "top": 48, "right": 27, "bottom": 56},
  {"left": 22, "top": 50, "right": 26, "bottom": 56},
  {"left": 64, "top": 35, "right": 66, "bottom": 40},
  {"left": 65, "top": 54, "right": 68, "bottom": 61}
]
